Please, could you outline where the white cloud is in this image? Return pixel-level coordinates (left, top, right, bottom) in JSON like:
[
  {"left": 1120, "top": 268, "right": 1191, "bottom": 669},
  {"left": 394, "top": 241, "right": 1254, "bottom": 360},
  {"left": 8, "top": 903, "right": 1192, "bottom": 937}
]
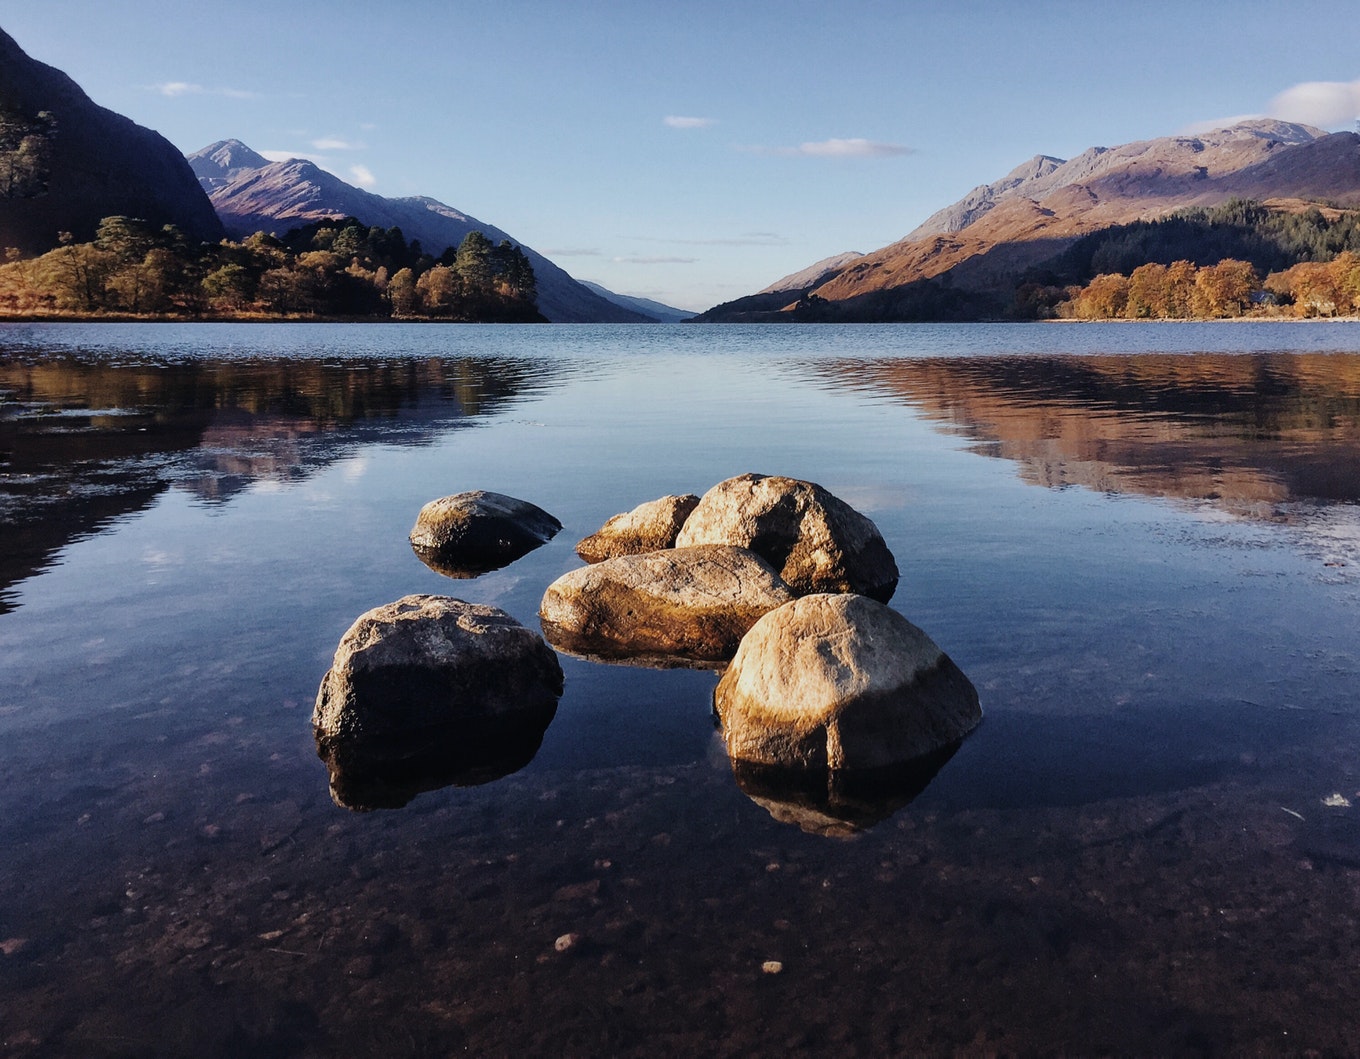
[
  {"left": 612, "top": 255, "right": 699, "bottom": 265},
  {"left": 1268, "top": 79, "right": 1360, "bottom": 128},
  {"left": 664, "top": 115, "right": 715, "bottom": 129},
  {"left": 313, "top": 136, "right": 363, "bottom": 151},
  {"left": 349, "top": 165, "right": 377, "bottom": 188},
  {"left": 259, "top": 150, "right": 310, "bottom": 163},
  {"left": 1177, "top": 114, "right": 1262, "bottom": 136},
  {"left": 153, "top": 81, "right": 256, "bottom": 100},
  {"left": 543, "top": 247, "right": 604, "bottom": 257},
  {"left": 744, "top": 137, "right": 914, "bottom": 158}
]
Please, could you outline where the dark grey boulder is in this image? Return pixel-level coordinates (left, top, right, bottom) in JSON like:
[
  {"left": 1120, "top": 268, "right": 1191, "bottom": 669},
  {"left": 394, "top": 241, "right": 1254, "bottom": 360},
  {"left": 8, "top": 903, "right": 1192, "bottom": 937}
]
[
  {"left": 674, "top": 473, "right": 899, "bottom": 602},
  {"left": 313, "top": 595, "right": 563, "bottom": 810},
  {"left": 410, "top": 491, "right": 561, "bottom": 577}
]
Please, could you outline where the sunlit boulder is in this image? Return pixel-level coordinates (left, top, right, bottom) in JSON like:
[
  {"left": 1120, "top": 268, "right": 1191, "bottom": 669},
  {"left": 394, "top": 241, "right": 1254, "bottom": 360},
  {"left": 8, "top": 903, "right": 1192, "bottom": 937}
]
[
  {"left": 313, "top": 595, "right": 563, "bottom": 810},
  {"left": 714, "top": 593, "right": 980, "bottom": 772},
  {"left": 540, "top": 545, "right": 794, "bottom": 666},
  {"left": 576, "top": 493, "right": 700, "bottom": 563},
  {"left": 410, "top": 490, "right": 561, "bottom": 577},
  {"left": 674, "top": 473, "right": 899, "bottom": 602}
]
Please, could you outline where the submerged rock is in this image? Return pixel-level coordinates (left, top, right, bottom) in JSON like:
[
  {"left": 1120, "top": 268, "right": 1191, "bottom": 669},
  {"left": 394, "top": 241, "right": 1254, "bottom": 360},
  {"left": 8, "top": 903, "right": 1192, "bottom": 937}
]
[
  {"left": 576, "top": 494, "right": 700, "bottom": 563},
  {"left": 540, "top": 545, "right": 794, "bottom": 666},
  {"left": 313, "top": 595, "right": 563, "bottom": 810},
  {"left": 674, "top": 473, "right": 899, "bottom": 602},
  {"left": 714, "top": 593, "right": 980, "bottom": 772},
  {"left": 410, "top": 491, "right": 561, "bottom": 577}
]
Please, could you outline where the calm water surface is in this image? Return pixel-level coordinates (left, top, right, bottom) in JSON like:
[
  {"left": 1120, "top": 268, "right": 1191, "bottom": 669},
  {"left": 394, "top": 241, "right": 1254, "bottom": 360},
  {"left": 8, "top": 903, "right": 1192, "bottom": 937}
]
[{"left": 1, "top": 322, "right": 1359, "bottom": 1056}]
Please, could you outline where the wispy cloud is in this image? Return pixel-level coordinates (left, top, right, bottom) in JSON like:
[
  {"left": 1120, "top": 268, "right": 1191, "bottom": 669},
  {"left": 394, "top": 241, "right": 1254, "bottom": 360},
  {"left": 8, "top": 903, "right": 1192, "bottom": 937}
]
[
  {"left": 664, "top": 115, "right": 715, "bottom": 129},
  {"left": 612, "top": 256, "right": 699, "bottom": 265},
  {"left": 313, "top": 136, "right": 364, "bottom": 151},
  {"left": 638, "top": 232, "right": 787, "bottom": 248},
  {"left": 259, "top": 150, "right": 310, "bottom": 163},
  {"left": 1177, "top": 114, "right": 1262, "bottom": 136},
  {"left": 742, "top": 137, "right": 914, "bottom": 158},
  {"left": 349, "top": 165, "right": 377, "bottom": 188},
  {"left": 543, "top": 247, "right": 604, "bottom": 257},
  {"left": 1268, "top": 79, "right": 1360, "bottom": 128},
  {"left": 153, "top": 81, "right": 256, "bottom": 100}
]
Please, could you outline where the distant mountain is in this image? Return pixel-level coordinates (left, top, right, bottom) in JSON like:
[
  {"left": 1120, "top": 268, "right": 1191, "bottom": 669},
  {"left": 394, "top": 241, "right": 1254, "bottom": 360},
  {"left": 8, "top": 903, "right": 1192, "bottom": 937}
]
[
  {"left": 188, "top": 141, "right": 650, "bottom": 323},
  {"left": 0, "top": 27, "right": 223, "bottom": 255},
  {"left": 697, "top": 119, "right": 1360, "bottom": 322},
  {"left": 578, "top": 281, "right": 692, "bottom": 321}
]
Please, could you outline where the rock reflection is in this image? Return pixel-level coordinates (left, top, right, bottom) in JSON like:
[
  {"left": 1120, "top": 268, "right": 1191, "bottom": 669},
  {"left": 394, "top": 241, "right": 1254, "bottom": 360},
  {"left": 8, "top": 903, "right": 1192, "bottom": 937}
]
[
  {"left": 316, "top": 719, "right": 552, "bottom": 811},
  {"left": 812, "top": 352, "right": 1360, "bottom": 517},
  {"left": 731, "top": 745, "right": 958, "bottom": 837}
]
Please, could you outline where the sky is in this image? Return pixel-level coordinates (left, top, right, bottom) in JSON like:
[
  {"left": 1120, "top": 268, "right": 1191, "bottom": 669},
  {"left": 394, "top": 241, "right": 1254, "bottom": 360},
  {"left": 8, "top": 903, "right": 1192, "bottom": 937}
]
[{"left": 3, "top": 0, "right": 1360, "bottom": 311}]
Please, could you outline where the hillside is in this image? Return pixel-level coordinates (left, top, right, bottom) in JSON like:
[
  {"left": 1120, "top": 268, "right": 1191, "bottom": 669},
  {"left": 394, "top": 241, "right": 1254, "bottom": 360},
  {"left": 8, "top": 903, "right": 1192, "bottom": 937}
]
[
  {"left": 189, "top": 141, "right": 651, "bottom": 324},
  {"left": 0, "top": 28, "right": 222, "bottom": 255},
  {"left": 697, "top": 120, "right": 1360, "bottom": 322}
]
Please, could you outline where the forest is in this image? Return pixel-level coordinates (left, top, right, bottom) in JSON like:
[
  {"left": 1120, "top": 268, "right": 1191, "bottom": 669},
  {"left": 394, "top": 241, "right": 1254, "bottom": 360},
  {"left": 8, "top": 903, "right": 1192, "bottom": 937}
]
[
  {"left": 0, "top": 215, "right": 543, "bottom": 321},
  {"left": 1018, "top": 200, "right": 1360, "bottom": 320}
]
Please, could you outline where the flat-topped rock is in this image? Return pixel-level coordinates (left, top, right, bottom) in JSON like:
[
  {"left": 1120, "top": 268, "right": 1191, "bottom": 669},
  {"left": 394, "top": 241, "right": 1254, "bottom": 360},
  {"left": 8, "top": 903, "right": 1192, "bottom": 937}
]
[
  {"left": 540, "top": 544, "right": 794, "bottom": 665},
  {"left": 410, "top": 491, "right": 561, "bottom": 577},
  {"left": 576, "top": 494, "right": 700, "bottom": 563},
  {"left": 714, "top": 593, "right": 980, "bottom": 771},
  {"left": 674, "top": 473, "right": 898, "bottom": 602}
]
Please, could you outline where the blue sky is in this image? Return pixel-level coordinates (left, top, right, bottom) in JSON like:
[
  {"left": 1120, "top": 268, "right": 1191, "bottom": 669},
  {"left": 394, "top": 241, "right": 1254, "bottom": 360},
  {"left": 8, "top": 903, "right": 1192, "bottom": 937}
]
[{"left": 4, "top": 0, "right": 1359, "bottom": 311}]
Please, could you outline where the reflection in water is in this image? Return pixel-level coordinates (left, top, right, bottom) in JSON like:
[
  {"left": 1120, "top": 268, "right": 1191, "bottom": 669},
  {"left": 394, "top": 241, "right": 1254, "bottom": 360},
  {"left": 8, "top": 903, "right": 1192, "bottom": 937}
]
[
  {"left": 813, "top": 352, "right": 1360, "bottom": 515},
  {"left": 316, "top": 718, "right": 554, "bottom": 811},
  {"left": 0, "top": 355, "right": 555, "bottom": 611},
  {"left": 730, "top": 744, "right": 958, "bottom": 838}
]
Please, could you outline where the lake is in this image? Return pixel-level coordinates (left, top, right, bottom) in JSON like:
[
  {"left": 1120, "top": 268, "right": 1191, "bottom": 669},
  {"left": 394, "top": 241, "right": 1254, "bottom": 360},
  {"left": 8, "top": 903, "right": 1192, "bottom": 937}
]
[{"left": 1, "top": 321, "right": 1359, "bottom": 1056}]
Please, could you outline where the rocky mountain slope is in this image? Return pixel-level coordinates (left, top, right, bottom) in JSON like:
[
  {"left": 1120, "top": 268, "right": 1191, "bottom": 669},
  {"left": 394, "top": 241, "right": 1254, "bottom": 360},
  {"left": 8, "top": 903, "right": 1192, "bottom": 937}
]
[
  {"left": 189, "top": 141, "right": 651, "bottom": 323},
  {"left": 698, "top": 119, "right": 1360, "bottom": 321},
  {"left": 0, "top": 28, "right": 223, "bottom": 255}
]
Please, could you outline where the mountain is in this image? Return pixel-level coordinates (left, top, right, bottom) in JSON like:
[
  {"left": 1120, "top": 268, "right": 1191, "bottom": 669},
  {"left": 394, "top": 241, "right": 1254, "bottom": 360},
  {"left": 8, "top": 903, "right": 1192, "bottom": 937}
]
[
  {"left": 188, "top": 141, "right": 651, "bottom": 323},
  {"left": 697, "top": 119, "right": 1360, "bottom": 322},
  {"left": 578, "top": 281, "right": 692, "bottom": 321},
  {"left": 0, "top": 28, "right": 223, "bottom": 255}
]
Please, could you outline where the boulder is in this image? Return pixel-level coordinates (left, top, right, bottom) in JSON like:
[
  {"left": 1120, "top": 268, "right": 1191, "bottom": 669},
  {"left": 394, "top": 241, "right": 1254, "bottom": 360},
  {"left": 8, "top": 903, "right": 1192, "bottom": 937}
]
[
  {"left": 409, "top": 491, "right": 561, "bottom": 577},
  {"left": 674, "top": 473, "right": 898, "bottom": 602},
  {"left": 314, "top": 595, "right": 563, "bottom": 809},
  {"left": 714, "top": 594, "right": 980, "bottom": 771},
  {"left": 576, "top": 494, "right": 700, "bottom": 563},
  {"left": 540, "top": 545, "right": 794, "bottom": 666}
]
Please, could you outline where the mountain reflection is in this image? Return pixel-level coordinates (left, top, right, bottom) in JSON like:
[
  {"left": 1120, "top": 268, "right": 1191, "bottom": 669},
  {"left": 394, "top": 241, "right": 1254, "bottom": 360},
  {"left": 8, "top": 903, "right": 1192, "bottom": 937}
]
[
  {"left": 815, "top": 352, "right": 1360, "bottom": 515},
  {"left": 0, "top": 355, "right": 554, "bottom": 612}
]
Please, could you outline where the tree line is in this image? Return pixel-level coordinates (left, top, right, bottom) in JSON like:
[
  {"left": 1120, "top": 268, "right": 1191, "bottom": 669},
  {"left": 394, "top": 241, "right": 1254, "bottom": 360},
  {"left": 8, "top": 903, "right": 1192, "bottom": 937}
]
[
  {"left": 0, "top": 215, "right": 542, "bottom": 321},
  {"left": 1014, "top": 199, "right": 1360, "bottom": 319}
]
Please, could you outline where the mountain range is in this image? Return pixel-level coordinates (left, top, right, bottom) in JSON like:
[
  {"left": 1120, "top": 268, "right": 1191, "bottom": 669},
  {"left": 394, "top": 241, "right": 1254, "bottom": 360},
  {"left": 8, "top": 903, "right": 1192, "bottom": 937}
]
[
  {"left": 187, "top": 140, "right": 665, "bottom": 323},
  {"left": 0, "top": 27, "right": 222, "bottom": 255},
  {"left": 697, "top": 119, "right": 1360, "bottom": 321}
]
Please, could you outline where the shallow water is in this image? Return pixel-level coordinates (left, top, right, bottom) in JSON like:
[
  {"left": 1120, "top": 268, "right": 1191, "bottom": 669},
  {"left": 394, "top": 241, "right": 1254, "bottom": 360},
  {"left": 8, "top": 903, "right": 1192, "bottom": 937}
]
[{"left": 1, "top": 322, "right": 1359, "bottom": 1056}]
